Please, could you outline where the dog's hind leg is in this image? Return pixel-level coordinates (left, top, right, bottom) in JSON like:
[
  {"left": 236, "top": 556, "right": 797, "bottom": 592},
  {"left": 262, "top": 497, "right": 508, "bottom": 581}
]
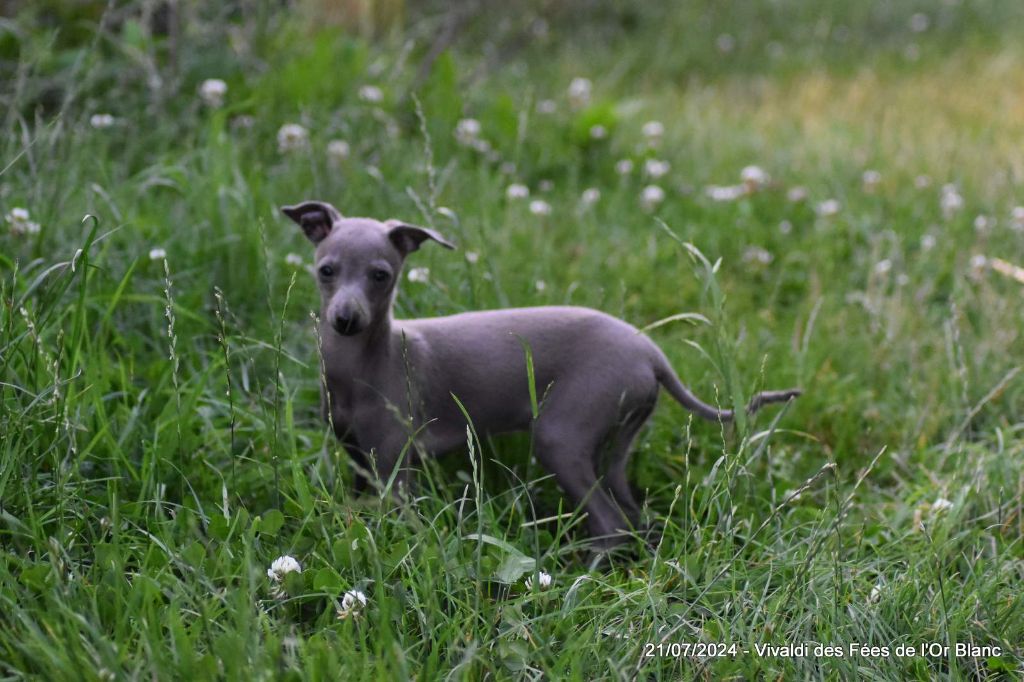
[
  {"left": 532, "top": 415, "right": 631, "bottom": 549},
  {"left": 601, "top": 402, "right": 655, "bottom": 529}
]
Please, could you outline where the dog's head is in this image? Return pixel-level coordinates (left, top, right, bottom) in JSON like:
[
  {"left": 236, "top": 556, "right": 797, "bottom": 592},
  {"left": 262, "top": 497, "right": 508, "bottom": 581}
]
[{"left": 282, "top": 200, "right": 454, "bottom": 336}]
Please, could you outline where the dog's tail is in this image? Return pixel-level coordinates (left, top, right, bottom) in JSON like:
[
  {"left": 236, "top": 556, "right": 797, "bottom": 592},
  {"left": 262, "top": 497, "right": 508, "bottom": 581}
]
[{"left": 654, "top": 356, "right": 801, "bottom": 422}]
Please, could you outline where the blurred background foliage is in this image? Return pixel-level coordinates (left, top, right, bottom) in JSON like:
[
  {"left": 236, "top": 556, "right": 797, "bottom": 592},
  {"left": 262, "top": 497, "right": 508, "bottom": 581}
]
[{"left": 6, "top": 0, "right": 1024, "bottom": 114}]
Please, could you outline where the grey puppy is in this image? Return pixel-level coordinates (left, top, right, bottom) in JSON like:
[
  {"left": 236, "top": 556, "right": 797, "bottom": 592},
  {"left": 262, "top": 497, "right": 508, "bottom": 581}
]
[{"left": 283, "top": 200, "right": 800, "bottom": 548}]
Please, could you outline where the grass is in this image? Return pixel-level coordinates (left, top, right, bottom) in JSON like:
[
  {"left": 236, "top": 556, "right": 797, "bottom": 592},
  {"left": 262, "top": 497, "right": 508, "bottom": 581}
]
[{"left": 1, "top": 0, "right": 1023, "bottom": 678}]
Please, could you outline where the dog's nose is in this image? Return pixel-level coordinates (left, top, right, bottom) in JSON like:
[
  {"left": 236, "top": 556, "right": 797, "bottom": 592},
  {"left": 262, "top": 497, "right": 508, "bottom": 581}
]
[{"left": 333, "top": 312, "right": 362, "bottom": 336}]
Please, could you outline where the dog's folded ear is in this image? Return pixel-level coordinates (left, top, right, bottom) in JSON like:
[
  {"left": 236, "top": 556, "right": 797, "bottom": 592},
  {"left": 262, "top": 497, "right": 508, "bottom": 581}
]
[
  {"left": 281, "top": 201, "right": 342, "bottom": 244},
  {"left": 386, "top": 220, "right": 456, "bottom": 255}
]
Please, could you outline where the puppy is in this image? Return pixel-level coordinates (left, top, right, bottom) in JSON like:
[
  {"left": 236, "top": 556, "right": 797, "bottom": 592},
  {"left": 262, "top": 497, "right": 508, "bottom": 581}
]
[{"left": 283, "top": 200, "right": 800, "bottom": 547}]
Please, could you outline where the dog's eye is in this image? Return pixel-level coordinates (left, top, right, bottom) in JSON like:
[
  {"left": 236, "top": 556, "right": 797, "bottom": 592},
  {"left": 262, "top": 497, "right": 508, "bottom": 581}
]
[
  {"left": 370, "top": 269, "right": 390, "bottom": 283},
  {"left": 318, "top": 265, "right": 335, "bottom": 278}
]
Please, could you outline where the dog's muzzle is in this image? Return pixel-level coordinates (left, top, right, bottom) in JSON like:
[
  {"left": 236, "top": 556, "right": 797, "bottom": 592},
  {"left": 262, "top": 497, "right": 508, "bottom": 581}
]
[{"left": 332, "top": 312, "right": 364, "bottom": 336}]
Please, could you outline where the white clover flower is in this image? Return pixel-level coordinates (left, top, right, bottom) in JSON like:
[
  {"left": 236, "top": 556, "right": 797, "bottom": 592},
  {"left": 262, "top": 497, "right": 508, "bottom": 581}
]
[
  {"left": 465, "top": 251, "right": 480, "bottom": 264},
  {"left": 524, "top": 570, "right": 552, "bottom": 590},
  {"left": 358, "top": 85, "right": 383, "bottom": 103},
  {"left": 5, "top": 207, "right": 41, "bottom": 236},
  {"left": 779, "top": 219, "right": 793, "bottom": 235},
  {"left": 567, "top": 77, "right": 592, "bottom": 109},
  {"left": 742, "top": 246, "right": 773, "bottom": 266},
  {"left": 931, "top": 497, "right": 953, "bottom": 513},
  {"left": 148, "top": 248, "right": 167, "bottom": 261},
  {"left": 716, "top": 33, "right": 735, "bottom": 53},
  {"left": 326, "top": 139, "right": 351, "bottom": 163},
  {"left": 874, "top": 259, "right": 893, "bottom": 276},
  {"left": 506, "top": 183, "right": 530, "bottom": 200},
  {"left": 940, "top": 184, "right": 963, "bottom": 220},
  {"left": 641, "top": 185, "right": 665, "bottom": 211},
  {"left": 529, "top": 199, "right": 552, "bottom": 216},
  {"left": 968, "top": 254, "right": 988, "bottom": 278},
  {"left": 869, "top": 581, "right": 884, "bottom": 603},
  {"left": 267, "top": 555, "right": 301, "bottom": 581},
  {"left": 407, "top": 267, "right": 430, "bottom": 283},
  {"left": 862, "top": 169, "right": 882, "bottom": 193},
  {"left": 538, "top": 179, "right": 554, "bottom": 193},
  {"left": 914, "top": 175, "right": 931, "bottom": 189},
  {"left": 16, "top": 219, "right": 42, "bottom": 235},
  {"left": 615, "top": 159, "right": 634, "bottom": 176},
  {"left": 787, "top": 186, "right": 808, "bottom": 203},
  {"left": 973, "top": 215, "right": 992, "bottom": 233},
  {"left": 909, "top": 13, "right": 929, "bottom": 33},
  {"left": 454, "top": 118, "right": 482, "bottom": 146},
  {"left": 740, "top": 165, "right": 769, "bottom": 191},
  {"left": 336, "top": 589, "right": 368, "bottom": 619},
  {"left": 1011, "top": 206, "right": 1024, "bottom": 232},
  {"left": 470, "top": 138, "right": 491, "bottom": 154},
  {"left": 641, "top": 120, "right": 664, "bottom": 143},
  {"left": 456, "top": 118, "right": 481, "bottom": 138},
  {"left": 920, "top": 233, "right": 937, "bottom": 251},
  {"left": 536, "top": 99, "right": 557, "bottom": 114},
  {"left": 90, "top": 113, "right": 116, "bottom": 129},
  {"left": 896, "top": 273, "right": 910, "bottom": 287},
  {"left": 285, "top": 253, "right": 303, "bottom": 267},
  {"left": 644, "top": 159, "right": 670, "bottom": 179},
  {"left": 198, "top": 78, "right": 227, "bottom": 108},
  {"left": 277, "top": 123, "right": 309, "bottom": 153},
  {"left": 705, "top": 184, "right": 745, "bottom": 202},
  {"left": 589, "top": 124, "right": 608, "bottom": 140},
  {"left": 535, "top": 280, "right": 547, "bottom": 292},
  {"left": 580, "top": 187, "right": 601, "bottom": 206},
  {"left": 816, "top": 199, "right": 841, "bottom": 217}
]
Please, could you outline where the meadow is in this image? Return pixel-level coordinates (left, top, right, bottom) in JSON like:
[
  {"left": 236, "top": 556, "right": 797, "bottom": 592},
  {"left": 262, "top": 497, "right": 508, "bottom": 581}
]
[{"left": 1, "top": 0, "right": 1023, "bottom": 678}]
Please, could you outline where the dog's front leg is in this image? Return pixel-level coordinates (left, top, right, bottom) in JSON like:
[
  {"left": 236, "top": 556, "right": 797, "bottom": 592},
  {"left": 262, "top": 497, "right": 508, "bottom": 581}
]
[
  {"left": 320, "top": 386, "right": 372, "bottom": 493},
  {"left": 358, "top": 429, "right": 418, "bottom": 500}
]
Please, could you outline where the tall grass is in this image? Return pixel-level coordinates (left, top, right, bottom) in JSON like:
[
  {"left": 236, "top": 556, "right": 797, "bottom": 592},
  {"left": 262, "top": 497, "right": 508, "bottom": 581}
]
[{"left": 1, "top": 1, "right": 1022, "bottom": 678}]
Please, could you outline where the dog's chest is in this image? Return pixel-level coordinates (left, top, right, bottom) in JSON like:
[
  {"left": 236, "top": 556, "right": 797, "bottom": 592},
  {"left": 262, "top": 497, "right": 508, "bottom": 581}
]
[{"left": 323, "top": 371, "right": 407, "bottom": 434}]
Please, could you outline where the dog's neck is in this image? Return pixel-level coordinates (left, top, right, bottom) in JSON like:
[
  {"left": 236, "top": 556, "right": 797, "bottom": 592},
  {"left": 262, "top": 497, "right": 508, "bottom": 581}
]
[{"left": 319, "top": 311, "right": 400, "bottom": 373}]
